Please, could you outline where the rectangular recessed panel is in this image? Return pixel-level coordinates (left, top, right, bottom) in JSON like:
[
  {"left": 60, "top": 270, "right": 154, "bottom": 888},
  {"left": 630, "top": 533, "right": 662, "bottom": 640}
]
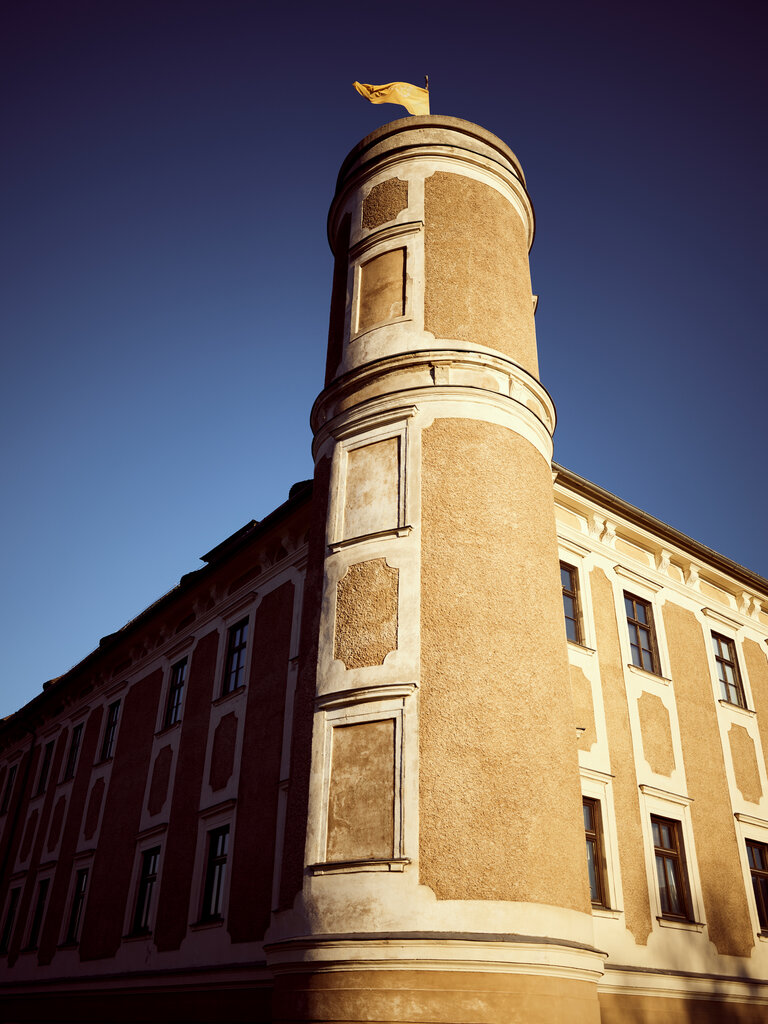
[
  {"left": 326, "top": 720, "right": 395, "bottom": 862},
  {"left": 344, "top": 437, "right": 400, "bottom": 539},
  {"left": 357, "top": 248, "right": 405, "bottom": 332}
]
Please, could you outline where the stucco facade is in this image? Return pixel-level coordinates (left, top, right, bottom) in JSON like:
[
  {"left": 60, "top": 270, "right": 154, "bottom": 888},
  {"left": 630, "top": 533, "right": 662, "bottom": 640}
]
[{"left": 1, "top": 116, "right": 768, "bottom": 1021}]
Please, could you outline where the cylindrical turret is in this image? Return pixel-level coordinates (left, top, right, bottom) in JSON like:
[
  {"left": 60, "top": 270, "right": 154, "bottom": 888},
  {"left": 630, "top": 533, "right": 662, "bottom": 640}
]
[{"left": 269, "top": 116, "right": 603, "bottom": 1024}]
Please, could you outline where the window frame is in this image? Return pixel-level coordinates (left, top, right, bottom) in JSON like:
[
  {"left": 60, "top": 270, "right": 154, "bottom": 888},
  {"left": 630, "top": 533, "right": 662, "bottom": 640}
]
[
  {"left": 199, "top": 824, "right": 230, "bottom": 923},
  {"left": 35, "top": 740, "right": 55, "bottom": 797},
  {"left": 1, "top": 764, "right": 18, "bottom": 815},
  {"left": 100, "top": 700, "right": 121, "bottom": 762},
  {"left": 164, "top": 659, "right": 187, "bottom": 729},
  {"left": 711, "top": 631, "right": 747, "bottom": 708},
  {"left": 64, "top": 867, "right": 89, "bottom": 946},
  {"left": 221, "top": 618, "right": 249, "bottom": 697},
  {"left": 25, "top": 876, "right": 51, "bottom": 951},
  {"left": 63, "top": 723, "right": 84, "bottom": 781},
  {"left": 624, "top": 591, "right": 662, "bottom": 676},
  {"left": 0, "top": 886, "right": 21, "bottom": 954},
  {"left": 560, "top": 561, "right": 583, "bottom": 646},
  {"left": 131, "top": 845, "right": 161, "bottom": 936},
  {"left": 583, "top": 795, "right": 608, "bottom": 907},
  {"left": 651, "top": 813, "right": 693, "bottom": 922}
]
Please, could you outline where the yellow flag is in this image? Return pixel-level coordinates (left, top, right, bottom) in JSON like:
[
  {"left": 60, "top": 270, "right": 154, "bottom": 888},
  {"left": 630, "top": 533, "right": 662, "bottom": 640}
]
[{"left": 353, "top": 81, "right": 430, "bottom": 116}]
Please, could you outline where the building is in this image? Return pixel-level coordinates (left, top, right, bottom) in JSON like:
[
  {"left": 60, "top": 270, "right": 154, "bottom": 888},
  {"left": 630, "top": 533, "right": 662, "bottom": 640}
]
[{"left": 1, "top": 115, "right": 768, "bottom": 1023}]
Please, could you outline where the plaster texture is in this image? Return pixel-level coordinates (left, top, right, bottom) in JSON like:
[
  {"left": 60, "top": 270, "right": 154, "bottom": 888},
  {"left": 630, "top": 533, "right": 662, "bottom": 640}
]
[
  {"left": 334, "top": 558, "right": 399, "bottom": 669},
  {"left": 637, "top": 691, "right": 675, "bottom": 777},
  {"left": 663, "top": 601, "right": 754, "bottom": 957},
  {"left": 419, "top": 417, "right": 588, "bottom": 911},
  {"left": 362, "top": 176, "right": 409, "bottom": 230}
]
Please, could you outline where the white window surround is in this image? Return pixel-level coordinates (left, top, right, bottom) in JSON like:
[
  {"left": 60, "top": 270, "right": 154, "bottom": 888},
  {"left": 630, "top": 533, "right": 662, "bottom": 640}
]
[
  {"left": 580, "top": 768, "right": 622, "bottom": 915},
  {"left": 209, "top": 599, "right": 257, "bottom": 704},
  {"left": 559, "top": 540, "right": 596, "bottom": 651},
  {"left": 122, "top": 828, "right": 166, "bottom": 939},
  {"left": 638, "top": 785, "right": 705, "bottom": 931},
  {"left": 189, "top": 802, "right": 235, "bottom": 928},
  {"left": 613, "top": 567, "right": 671, "bottom": 681},
  {"left": 701, "top": 615, "right": 755, "bottom": 713},
  {"left": 734, "top": 813, "right": 768, "bottom": 938}
]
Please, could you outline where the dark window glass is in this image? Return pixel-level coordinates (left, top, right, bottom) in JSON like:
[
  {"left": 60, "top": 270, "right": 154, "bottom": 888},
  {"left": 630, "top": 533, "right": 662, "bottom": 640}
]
[
  {"left": 222, "top": 620, "right": 249, "bottom": 696},
  {"left": 65, "top": 868, "right": 88, "bottom": 945},
  {"left": 0, "top": 888, "right": 20, "bottom": 954},
  {"left": 561, "top": 562, "right": 582, "bottom": 644},
  {"left": 747, "top": 839, "right": 768, "bottom": 931},
  {"left": 583, "top": 796, "right": 607, "bottom": 906},
  {"left": 711, "top": 633, "right": 746, "bottom": 707},
  {"left": 132, "top": 846, "right": 160, "bottom": 935},
  {"left": 64, "top": 724, "right": 83, "bottom": 781},
  {"left": 35, "top": 741, "right": 54, "bottom": 796},
  {"left": 164, "top": 659, "right": 187, "bottom": 728},
  {"left": 1, "top": 765, "right": 18, "bottom": 815},
  {"left": 100, "top": 701, "right": 120, "bottom": 761},
  {"left": 26, "top": 878, "right": 50, "bottom": 950},
  {"left": 651, "top": 815, "right": 691, "bottom": 920},
  {"left": 201, "top": 825, "right": 230, "bottom": 921},
  {"left": 624, "top": 593, "right": 661, "bottom": 674}
]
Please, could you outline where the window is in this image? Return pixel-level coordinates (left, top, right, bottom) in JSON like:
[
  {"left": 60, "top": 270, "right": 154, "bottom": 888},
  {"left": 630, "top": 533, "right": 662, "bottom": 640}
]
[
  {"left": 65, "top": 868, "right": 88, "bottom": 945},
  {"left": 624, "top": 593, "right": 661, "bottom": 674},
  {"left": 583, "top": 797, "right": 607, "bottom": 906},
  {"left": 651, "top": 815, "right": 691, "bottom": 920},
  {"left": 35, "top": 741, "right": 54, "bottom": 796},
  {"left": 0, "top": 888, "right": 20, "bottom": 954},
  {"left": 63, "top": 724, "right": 83, "bottom": 781},
  {"left": 222, "top": 619, "right": 249, "bottom": 696},
  {"left": 164, "top": 659, "right": 187, "bottom": 728},
  {"left": 132, "top": 846, "right": 160, "bottom": 935},
  {"left": 711, "top": 633, "right": 746, "bottom": 707},
  {"left": 561, "top": 562, "right": 582, "bottom": 644},
  {"left": 747, "top": 839, "right": 768, "bottom": 932},
  {"left": 100, "top": 701, "right": 120, "bottom": 761},
  {"left": 1, "top": 765, "right": 17, "bottom": 815},
  {"left": 201, "top": 825, "right": 229, "bottom": 921},
  {"left": 26, "top": 877, "right": 50, "bottom": 950}
]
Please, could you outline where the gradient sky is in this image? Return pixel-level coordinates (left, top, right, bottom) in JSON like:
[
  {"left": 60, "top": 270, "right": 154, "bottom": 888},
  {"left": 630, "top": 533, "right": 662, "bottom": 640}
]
[{"left": 2, "top": 0, "right": 766, "bottom": 717}]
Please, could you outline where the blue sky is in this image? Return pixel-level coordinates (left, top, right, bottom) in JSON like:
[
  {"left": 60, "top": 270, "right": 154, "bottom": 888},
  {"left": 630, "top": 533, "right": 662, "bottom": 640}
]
[{"left": 2, "top": 0, "right": 766, "bottom": 716}]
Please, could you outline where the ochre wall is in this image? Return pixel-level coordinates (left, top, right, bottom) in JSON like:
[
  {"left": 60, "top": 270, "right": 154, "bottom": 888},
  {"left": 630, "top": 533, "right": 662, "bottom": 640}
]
[
  {"left": 280, "top": 456, "right": 331, "bottom": 909},
  {"left": 589, "top": 567, "right": 652, "bottom": 941},
  {"left": 662, "top": 601, "right": 754, "bottom": 957},
  {"left": 228, "top": 580, "right": 294, "bottom": 942},
  {"left": 80, "top": 667, "right": 163, "bottom": 960},
  {"left": 599, "top": 990, "right": 767, "bottom": 1023},
  {"left": 274, "top": 968, "right": 600, "bottom": 1024},
  {"left": 424, "top": 172, "right": 539, "bottom": 378},
  {"left": 154, "top": 631, "right": 220, "bottom": 952},
  {"left": 419, "top": 418, "right": 588, "bottom": 909}
]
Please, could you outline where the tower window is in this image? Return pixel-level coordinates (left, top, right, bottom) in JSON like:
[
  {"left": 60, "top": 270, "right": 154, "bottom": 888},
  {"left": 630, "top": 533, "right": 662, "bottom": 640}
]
[
  {"left": 0, "top": 888, "right": 20, "bottom": 954},
  {"left": 624, "top": 593, "right": 661, "bottom": 674},
  {"left": 711, "top": 633, "right": 746, "bottom": 707},
  {"left": 222, "top": 620, "right": 249, "bottom": 696},
  {"left": 560, "top": 563, "right": 582, "bottom": 645}
]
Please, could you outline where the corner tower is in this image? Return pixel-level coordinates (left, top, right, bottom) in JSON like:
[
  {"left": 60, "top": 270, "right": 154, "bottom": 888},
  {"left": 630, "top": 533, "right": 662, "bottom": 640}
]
[{"left": 270, "top": 116, "right": 603, "bottom": 1024}]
